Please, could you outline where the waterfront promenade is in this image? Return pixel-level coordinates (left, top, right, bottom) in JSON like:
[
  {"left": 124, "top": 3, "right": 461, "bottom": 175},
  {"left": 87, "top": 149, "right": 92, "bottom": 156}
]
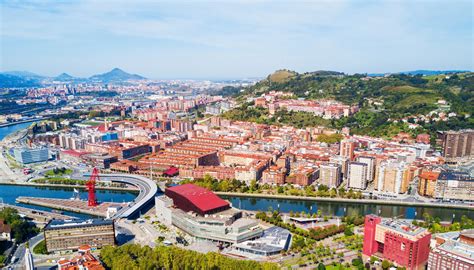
[{"left": 216, "top": 192, "right": 474, "bottom": 211}]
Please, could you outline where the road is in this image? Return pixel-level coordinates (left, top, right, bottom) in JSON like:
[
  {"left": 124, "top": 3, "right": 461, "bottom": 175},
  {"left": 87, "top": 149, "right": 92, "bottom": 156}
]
[
  {"left": 91, "top": 173, "right": 159, "bottom": 219},
  {"left": 6, "top": 234, "right": 44, "bottom": 270}
]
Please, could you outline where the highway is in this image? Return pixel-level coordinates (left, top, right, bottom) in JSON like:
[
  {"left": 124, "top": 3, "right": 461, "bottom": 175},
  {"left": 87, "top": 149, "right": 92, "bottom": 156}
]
[{"left": 87, "top": 173, "right": 160, "bottom": 219}]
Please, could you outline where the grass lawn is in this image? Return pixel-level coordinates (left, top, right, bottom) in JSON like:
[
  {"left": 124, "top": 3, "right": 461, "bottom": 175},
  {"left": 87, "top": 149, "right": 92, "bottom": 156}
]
[{"left": 45, "top": 168, "right": 73, "bottom": 176}]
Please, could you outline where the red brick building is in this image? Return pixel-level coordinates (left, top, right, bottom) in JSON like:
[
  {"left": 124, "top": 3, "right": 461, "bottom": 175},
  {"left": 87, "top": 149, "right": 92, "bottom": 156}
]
[{"left": 363, "top": 215, "right": 431, "bottom": 270}]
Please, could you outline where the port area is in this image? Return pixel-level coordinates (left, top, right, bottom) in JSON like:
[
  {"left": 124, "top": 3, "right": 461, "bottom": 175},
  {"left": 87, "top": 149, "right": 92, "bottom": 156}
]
[
  {"left": 15, "top": 197, "right": 125, "bottom": 217},
  {"left": 0, "top": 203, "right": 75, "bottom": 223}
]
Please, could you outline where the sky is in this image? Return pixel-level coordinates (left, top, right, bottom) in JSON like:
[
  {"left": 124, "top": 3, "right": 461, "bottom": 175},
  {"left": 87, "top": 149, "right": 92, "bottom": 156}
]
[{"left": 1, "top": 0, "right": 473, "bottom": 79}]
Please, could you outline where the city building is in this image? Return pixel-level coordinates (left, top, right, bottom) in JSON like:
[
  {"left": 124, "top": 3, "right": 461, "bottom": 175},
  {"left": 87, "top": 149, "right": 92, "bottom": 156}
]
[
  {"left": 357, "top": 156, "right": 376, "bottom": 182},
  {"left": 261, "top": 166, "right": 286, "bottom": 185},
  {"left": 319, "top": 163, "right": 342, "bottom": 188},
  {"left": 348, "top": 162, "right": 368, "bottom": 190},
  {"left": 374, "top": 160, "right": 410, "bottom": 194},
  {"left": 44, "top": 219, "right": 115, "bottom": 253},
  {"left": 12, "top": 147, "right": 49, "bottom": 164},
  {"left": 363, "top": 215, "right": 431, "bottom": 270},
  {"left": 418, "top": 171, "right": 440, "bottom": 197},
  {"left": 340, "top": 139, "right": 356, "bottom": 161},
  {"left": 155, "top": 184, "right": 264, "bottom": 244},
  {"left": 434, "top": 170, "right": 474, "bottom": 201},
  {"left": 57, "top": 245, "right": 105, "bottom": 270},
  {"left": 438, "top": 129, "right": 474, "bottom": 161},
  {"left": 0, "top": 219, "right": 11, "bottom": 241},
  {"left": 232, "top": 226, "right": 292, "bottom": 257},
  {"left": 428, "top": 229, "right": 474, "bottom": 270}
]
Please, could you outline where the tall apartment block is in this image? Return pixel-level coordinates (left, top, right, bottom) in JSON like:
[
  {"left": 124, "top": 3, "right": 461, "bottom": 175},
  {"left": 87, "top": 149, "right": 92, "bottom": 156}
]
[
  {"left": 374, "top": 160, "right": 410, "bottom": 194},
  {"left": 357, "top": 156, "right": 376, "bottom": 182},
  {"left": 319, "top": 163, "right": 342, "bottom": 188},
  {"left": 348, "top": 162, "right": 368, "bottom": 189},
  {"left": 438, "top": 129, "right": 474, "bottom": 161},
  {"left": 363, "top": 215, "right": 431, "bottom": 270},
  {"left": 340, "top": 139, "right": 356, "bottom": 161}
]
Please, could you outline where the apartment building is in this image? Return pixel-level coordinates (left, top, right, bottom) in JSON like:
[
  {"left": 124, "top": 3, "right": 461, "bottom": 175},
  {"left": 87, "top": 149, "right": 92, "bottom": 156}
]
[
  {"left": 434, "top": 171, "right": 474, "bottom": 201},
  {"left": 319, "top": 163, "right": 342, "bottom": 188},
  {"left": 348, "top": 162, "right": 368, "bottom": 190},
  {"left": 374, "top": 160, "right": 410, "bottom": 194},
  {"left": 357, "top": 156, "right": 376, "bottom": 182},
  {"left": 439, "top": 129, "right": 474, "bottom": 160},
  {"left": 417, "top": 171, "right": 440, "bottom": 197}
]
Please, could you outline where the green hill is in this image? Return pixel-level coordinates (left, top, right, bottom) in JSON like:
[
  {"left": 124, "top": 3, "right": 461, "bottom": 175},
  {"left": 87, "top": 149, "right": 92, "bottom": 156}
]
[{"left": 224, "top": 70, "right": 474, "bottom": 140}]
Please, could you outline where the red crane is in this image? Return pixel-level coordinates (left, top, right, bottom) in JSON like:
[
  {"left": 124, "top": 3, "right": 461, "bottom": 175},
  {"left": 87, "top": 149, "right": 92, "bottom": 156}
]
[{"left": 87, "top": 167, "right": 99, "bottom": 207}]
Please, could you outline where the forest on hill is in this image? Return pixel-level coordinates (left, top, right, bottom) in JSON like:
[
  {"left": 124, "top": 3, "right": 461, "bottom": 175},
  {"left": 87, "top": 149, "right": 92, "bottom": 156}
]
[{"left": 222, "top": 71, "right": 474, "bottom": 140}]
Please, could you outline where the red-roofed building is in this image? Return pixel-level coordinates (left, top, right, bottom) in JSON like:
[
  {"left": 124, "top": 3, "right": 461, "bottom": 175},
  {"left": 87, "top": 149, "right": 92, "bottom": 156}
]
[
  {"left": 165, "top": 184, "right": 230, "bottom": 215},
  {"left": 163, "top": 166, "right": 179, "bottom": 177}
]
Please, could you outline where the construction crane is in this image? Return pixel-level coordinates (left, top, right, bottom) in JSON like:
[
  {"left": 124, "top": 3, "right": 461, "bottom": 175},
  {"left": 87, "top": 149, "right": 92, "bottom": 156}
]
[{"left": 87, "top": 167, "right": 99, "bottom": 207}]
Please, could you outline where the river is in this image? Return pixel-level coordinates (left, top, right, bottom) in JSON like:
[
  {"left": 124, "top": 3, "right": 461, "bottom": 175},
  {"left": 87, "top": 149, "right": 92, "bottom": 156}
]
[
  {"left": 221, "top": 195, "right": 473, "bottom": 222},
  {"left": 0, "top": 184, "right": 137, "bottom": 218},
  {"left": 0, "top": 121, "right": 36, "bottom": 140}
]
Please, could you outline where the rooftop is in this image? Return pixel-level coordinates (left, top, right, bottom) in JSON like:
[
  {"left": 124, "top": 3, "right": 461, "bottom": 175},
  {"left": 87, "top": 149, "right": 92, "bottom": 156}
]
[
  {"left": 45, "top": 218, "right": 113, "bottom": 230},
  {"left": 166, "top": 183, "right": 230, "bottom": 214},
  {"left": 379, "top": 218, "right": 428, "bottom": 238}
]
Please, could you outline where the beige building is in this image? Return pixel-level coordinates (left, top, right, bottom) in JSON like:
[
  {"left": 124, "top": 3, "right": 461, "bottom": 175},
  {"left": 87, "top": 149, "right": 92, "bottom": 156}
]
[
  {"left": 434, "top": 171, "right": 473, "bottom": 201},
  {"left": 374, "top": 160, "right": 411, "bottom": 194},
  {"left": 319, "top": 163, "right": 342, "bottom": 188},
  {"left": 44, "top": 219, "right": 115, "bottom": 253},
  {"left": 348, "top": 162, "right": 368, "bottom": 190}
]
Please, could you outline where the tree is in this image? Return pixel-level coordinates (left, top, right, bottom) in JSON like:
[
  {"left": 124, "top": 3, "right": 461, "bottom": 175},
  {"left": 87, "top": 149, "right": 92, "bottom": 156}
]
[
  {"left": 344, "top": 226, "right": 354, "bottom": 236},
  {"left": 381, "top": 259, "right": 391, "bottom": 269},
  {"left": 277, "top": 186, "right": 284, "bottom": 194},
  {"left": 317, "top": 263, "right": 326, "bottom": 270}
]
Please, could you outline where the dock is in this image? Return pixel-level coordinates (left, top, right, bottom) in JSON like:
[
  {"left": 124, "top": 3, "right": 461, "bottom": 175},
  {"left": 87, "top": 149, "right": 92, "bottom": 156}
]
[
  {"left": 15, "top": 197, "right": 125, "bottom": 217},
  {"left": 0, "top": 203, "right": 76, "bottom": 222}
]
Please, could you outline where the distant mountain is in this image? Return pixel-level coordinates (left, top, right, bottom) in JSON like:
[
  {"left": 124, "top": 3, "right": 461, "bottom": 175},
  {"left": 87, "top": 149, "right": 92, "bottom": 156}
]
[
  {"left": 2, "top": 71, "right": 46, "bottom": 80},
  {"left": 0, "top": 74, "right": 41, "bottom": 88},
  {"left": 54, "top": 73, "right": 76, "bottom": 81},
  {"left": 368, "top": 70, "right": 471, "bottom": 77},
  {"left": 89, "top": 68, "right": 146, "bottom": 82},
  {"left": 399, "top": 70, "right": 470, "bottom": 76}
]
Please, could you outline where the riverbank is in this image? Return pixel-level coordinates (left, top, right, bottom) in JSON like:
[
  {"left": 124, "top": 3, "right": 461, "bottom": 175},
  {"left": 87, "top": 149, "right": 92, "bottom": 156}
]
[
  {"left": 0, "top": 181, "right": 139, "bottom": 193},
  {"left": 215, "top": 192, "right": 474, "bottom": 211},
  {"left": 0, "top": 118, "right": 46, "bottom": 128}
]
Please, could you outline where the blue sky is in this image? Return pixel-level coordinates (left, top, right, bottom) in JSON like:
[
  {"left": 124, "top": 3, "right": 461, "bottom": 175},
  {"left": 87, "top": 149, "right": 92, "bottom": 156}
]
[{"left": 1, "top": 0, "right": 472, "bottom": 79}]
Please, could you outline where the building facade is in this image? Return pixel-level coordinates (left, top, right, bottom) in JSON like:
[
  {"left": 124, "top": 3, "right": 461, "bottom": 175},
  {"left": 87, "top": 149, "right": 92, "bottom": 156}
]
[
  {"left": 156, "top": 184, "right": 264, "bottom": 244},
  {"left": 428, "top": 230, "right": 474, "bottom": 270},
  {"left": 319, "top": 163, "right": 342, "bottom": 188},
  {"left": 44, "top": 219, "right": 115, "bottom": 253},
  {"left": 363, "top": 215, "right": 431, "bottom": 270},
  {"left": 348, "top": 162, "right": 368, "bottom": 190},
  {"left": 13, "top": 147, "right": 49, "bottom": 164},
  {"left": 439, "top": 129, "right": 474, "bottom": 160},
  {"left": 434, "top": 171, "right": 474, "bottom": 201}
]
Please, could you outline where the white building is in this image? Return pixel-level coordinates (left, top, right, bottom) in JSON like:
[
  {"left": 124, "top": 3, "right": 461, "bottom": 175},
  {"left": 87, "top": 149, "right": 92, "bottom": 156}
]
[{"left": 348, "top": 162, "right": 368, "bottom": 190}]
